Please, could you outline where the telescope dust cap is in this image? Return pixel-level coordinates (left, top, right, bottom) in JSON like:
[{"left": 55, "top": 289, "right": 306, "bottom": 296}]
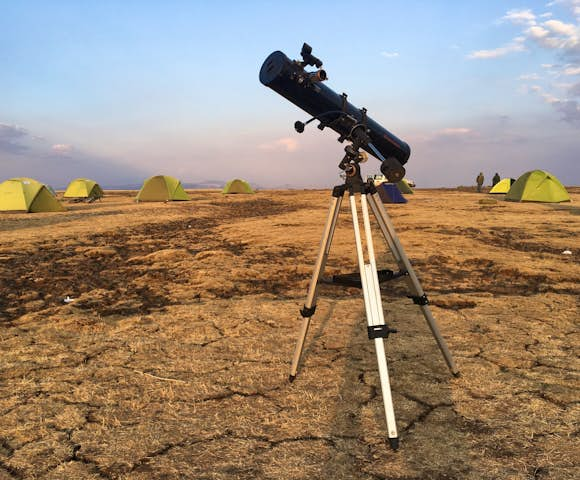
[{"left": 259, "top": 51, "right": 288, "bottom": 86}]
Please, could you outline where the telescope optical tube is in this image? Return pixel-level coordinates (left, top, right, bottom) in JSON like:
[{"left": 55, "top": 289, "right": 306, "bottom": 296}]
[{"left": 259, "top": 49, "right": 410, "bottom": 180}]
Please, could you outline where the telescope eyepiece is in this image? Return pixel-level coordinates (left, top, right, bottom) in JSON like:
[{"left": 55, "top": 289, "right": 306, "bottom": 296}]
[{"left": 309, "top": 69, "right": 327, "bottom": 82}]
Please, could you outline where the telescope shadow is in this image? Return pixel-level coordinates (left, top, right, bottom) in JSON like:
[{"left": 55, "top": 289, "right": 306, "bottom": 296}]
[{"left": 319, "top": 298, "right": 474, "bottom": 479}]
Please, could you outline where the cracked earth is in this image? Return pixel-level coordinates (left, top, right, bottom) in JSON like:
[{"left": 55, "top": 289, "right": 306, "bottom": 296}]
[{"left": 0, "top": 188, "right": 578, "bottom": 479}]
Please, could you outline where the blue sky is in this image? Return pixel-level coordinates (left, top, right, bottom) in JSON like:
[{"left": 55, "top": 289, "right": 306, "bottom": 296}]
[{"left": 1, "top": 0, "right": 579, "bottom": 188}]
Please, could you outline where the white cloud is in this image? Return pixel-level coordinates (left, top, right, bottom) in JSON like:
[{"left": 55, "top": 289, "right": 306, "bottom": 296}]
[
  {"left": 542, "top": 92, "right": 561, "bottom": 103},
  {"left": 527, "top": 25, "right": 550, "bottom": 39},
  {"left": 525, "top": 16, "right": 579, "bottom": 51},
  {"left": 380, "top": 51, "right": 399, "bottom": 58},
  {"left": 258, "top": 137, "right": 298, "bottom": 152},
  {"left": 437, "top": 128, "right": 473, "bottom": 135},
  {"left": 52, "top": 144, "right": 73, "bottom": 154},
  {"left": 471, "top": 5, "right": 580, "bottom": 125},
  {"left": 547, "top": 0, "right": 580, "bottom": 20},
  {"left": 544, "top": 19, "right": 577, "bottom": 36},
  {"left": 477, "top": 6, "right": 579, "bottom": 59},
  {"left": 530, "top": 83, "right": 561, "bottom": 103},
  {"left": 502, "top": 8, "right": 537, "bottom": 25},
  {"left": 412, "top": 127, "right": 478, "bottom": 144},
  {"left": 563, "top": 65, "right": 580, "bottom": 74},
  {"left": 467, "top": 37, "right": 526, "bottom": 59}
]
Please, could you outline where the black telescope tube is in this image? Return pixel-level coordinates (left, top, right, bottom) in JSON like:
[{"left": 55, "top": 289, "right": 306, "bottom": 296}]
[{"left": 259, "top": 50, "right": 410, "bottom": 170}]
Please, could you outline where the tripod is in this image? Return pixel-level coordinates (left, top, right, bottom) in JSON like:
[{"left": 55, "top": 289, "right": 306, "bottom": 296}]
[{"left": 288, "top": 147, "right": 459, "bottom": 450}]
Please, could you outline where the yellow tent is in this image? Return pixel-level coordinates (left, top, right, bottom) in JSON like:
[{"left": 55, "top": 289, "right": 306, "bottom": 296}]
[
  {"left": 489, "top": 178, "right": 515, "bottom": 194},
  {"left": 396, "top": 179, "right": 414, "bottom": 194},
  {"left": 64, "top": 178, "right": 104, "bottom": 199},
  {"left": 136, "top": 175, "right": 190, "bottom": 202},
  {"left": 222, "top": 179, "right": 254, "bottom": 194},
  {"left": 0, "top": 177, "right": 64, "bottom": 213},
  {"left": 505, "top": 170, "right": 570, "bottom": 203}
]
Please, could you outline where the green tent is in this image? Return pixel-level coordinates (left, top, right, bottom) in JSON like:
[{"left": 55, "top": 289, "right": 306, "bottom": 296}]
[
  {"left": 0, "top": 177, "right": 64, "bottom": 213},
  {"left": 489, "top": 178, "right": 515, "bottom": 194},
  {"left": 64, "top": 178, "right": 104, "bottom": 199},
  {"left": 396, "top": 179, "right": 414, "bottom": 194},
  {"left": 136, "top": 175, "right": 190, "bottom": 202},
  {"left": 505, "top": 170, "right": 570, "bottom": 203},
  {"left": 222, "top": 178, "right": 255, "bottom": 194}
]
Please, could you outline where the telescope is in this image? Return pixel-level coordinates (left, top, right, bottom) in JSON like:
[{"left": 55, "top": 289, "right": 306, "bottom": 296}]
[
  {"left": 258, "top": 44, "right": 458, "bottom": 450},
  {"left": 259, "top": 43, "right": 410, "bottom": 181}
]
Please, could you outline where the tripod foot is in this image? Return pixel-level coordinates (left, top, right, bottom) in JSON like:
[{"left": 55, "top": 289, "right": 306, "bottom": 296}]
[
  {"left": 288, "top": 374, "right": 296, "bottom": 383},
  {"left": 452, "top": 370, "right": 461, "bottom": 378},
  {"left": 388, "top": 437, "right": 399, "bottom": 451}
]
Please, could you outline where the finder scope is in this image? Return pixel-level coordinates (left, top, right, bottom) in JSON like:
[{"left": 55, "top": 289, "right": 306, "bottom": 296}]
[{"left": 259, "top": 43, "right": 410, "bottom": 181}]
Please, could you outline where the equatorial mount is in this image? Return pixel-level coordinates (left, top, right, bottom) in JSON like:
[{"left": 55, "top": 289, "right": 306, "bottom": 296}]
[{"left": 339, "top": 140, "right": 369, "bottom": 180}]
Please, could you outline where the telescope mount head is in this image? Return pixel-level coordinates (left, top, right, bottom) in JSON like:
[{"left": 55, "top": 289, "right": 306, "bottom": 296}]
[{"left": 340, "top": 137, "right": 370, "bottom": 179}]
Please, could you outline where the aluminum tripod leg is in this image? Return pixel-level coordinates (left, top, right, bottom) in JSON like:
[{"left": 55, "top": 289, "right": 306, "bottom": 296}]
[
  {"left": 367, "top": 193, "right": 459, "bottom": 376},
  {"left": 350, "top": 193, "right": 399, "bottom": 449},
  {"left": 289, "top": 194, "right": 343, "bottom": 381}
]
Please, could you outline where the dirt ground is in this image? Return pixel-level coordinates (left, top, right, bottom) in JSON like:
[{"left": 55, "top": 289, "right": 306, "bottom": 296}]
[{"left": 0, "top": 187, "right": 578, "bottom": 480}]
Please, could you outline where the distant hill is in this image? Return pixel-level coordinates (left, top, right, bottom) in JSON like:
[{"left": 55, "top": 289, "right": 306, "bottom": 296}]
[
  {"left": 99, "top": 183, "right": 142, "bottom": 190},
  {"left": 98, "top": 179, "right": 227, "bottom": 190},
  {"left": 182, "top": 180, "right": 225, "bottom": 189}
]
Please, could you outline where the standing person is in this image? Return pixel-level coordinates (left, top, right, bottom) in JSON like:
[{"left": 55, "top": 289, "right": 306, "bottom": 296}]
[
  {"left": 492, "top": 172, "right": 500, "bottom": 186},
  {"left": 476, "top": 172, "right": 484, "bottom": 193}
]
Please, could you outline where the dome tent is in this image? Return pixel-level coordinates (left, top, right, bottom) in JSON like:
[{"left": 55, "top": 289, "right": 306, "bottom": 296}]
[
  {"left": 505, "top": 170, "right": 570, "bottom": 203},
  {"left": 64, "top": 178, "right": 104, "bottom": 199},
  {"left": 222, "top": 179, "right": 255, "bottom": 194},
  {"left": 136, "top": 175, "right": 190, "bottom": 202},
  {"left": 0, "top": 177, "right": 64, "bottom": 213},
  {"left": 377, "top": 183, "right": 407, "bottom": 203},
  {"left": 489, "top": 178, "right": 516, "bottom": 194},
  {"left": 396, "top": 179, "right": 414, "bottom": 194}
]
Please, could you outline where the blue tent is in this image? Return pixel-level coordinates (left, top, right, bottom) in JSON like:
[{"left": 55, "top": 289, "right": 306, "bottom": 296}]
[{"left": 377, "top": 183, "right": 407, "bottom": 203}]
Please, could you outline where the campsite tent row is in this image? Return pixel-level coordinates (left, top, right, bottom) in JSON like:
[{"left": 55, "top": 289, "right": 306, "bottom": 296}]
[
  {"left": 489, "top": 170, "right": 570, "bottom": 203},
  {"left": 0, "top": 177, "right": 105, "bottom": 213},
  {"left": 376, "top": 170, "right": 571, "bottom": 204},
  {"left": 0, "top": 170, "right": 569, "bottom": 213},
  {"left": 0, "top": 176, "right": 255, "bottom": 213},
  {"left": 136, "top": 176, "right": 254, "bottom": 201}
]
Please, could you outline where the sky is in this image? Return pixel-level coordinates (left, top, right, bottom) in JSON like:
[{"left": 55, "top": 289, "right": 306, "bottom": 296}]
[{"left": 1, "top": 0, "right": 579, "bottom": 188}]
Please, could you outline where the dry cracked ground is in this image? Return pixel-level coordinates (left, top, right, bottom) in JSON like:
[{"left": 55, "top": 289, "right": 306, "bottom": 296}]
[{"left": 0, "top": 188, "right": 578, "bottom": 479}]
